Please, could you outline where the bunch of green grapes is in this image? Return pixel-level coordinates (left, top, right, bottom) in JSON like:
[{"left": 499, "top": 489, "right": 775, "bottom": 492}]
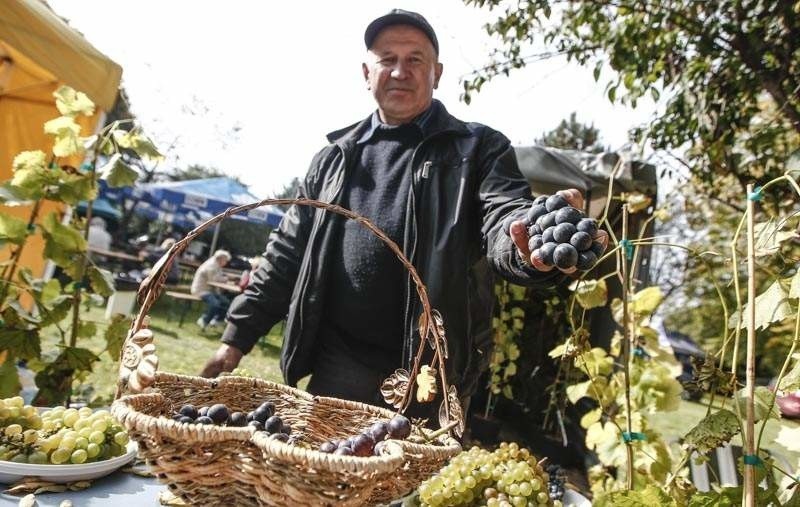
[
  {"left": 0, "top": 397, "right": 129, "bottom": 465},
  {"left": 416, "top": 442, "right": 558, "bottom": 507}
]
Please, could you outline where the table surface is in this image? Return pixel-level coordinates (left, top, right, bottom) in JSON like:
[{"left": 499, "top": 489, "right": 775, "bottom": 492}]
[
  {"left": 208, "top": 280, "right": 241, "bottom": 293},
  {"left": 88, "top": 248, "right": 141, "bottom": 262},
  {"left": 0, "top": 471, "right": 163, "bottom": 506}
]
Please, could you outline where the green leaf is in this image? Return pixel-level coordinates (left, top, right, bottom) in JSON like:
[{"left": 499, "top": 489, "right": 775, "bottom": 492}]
[
  {"left": 53, "top": 86, "right": 95, "bottom": 118},
  {"left": 76, "top": 321, "right": 97, "bottom": 339},
  {"left": 12, "top": 150, "right": 47, "bottom": 173},
  {"left": 54, "top": 172, "right": 97, "bottom": 205},
  {"left": 778, "top": 354, "right": 800, "bottom": 392},
  {"left": 38, "top": 296, "right": 73, "bottom": 327},
  {"left": 753, "top": 219, "right": 795, "bottom": 257},
  {"left": 624, "top": 192, "right": 652, "bottom": 213},
  {"left": 0, "top": 359, "right": 21, "bottom": 398},
  {"left": 566, "top": 379, "right": 592, "bottom": 404},
  {"left": 571, "top": 279, "right": 608, "bottom": 309},
  {"left": 0, "top": 213, "right": 30, "bottom": 246},
  {"left": 728, "top": 280, "right": 794, "bottom": 330},
  {"left": 681, "top": 409, "right": 740, "bottom": 454},
  {"left": 595, "top": 485, "right": 677, "bottom": 507},
  {"left": 580, "top": 407, "right": 602, "bottom": 429},
  {"left": 87, "top": 266, "right": 115, "bottom": 297},
  {"left": 40, "top": 212, "right": 87, "bottom": 266},
  {"left": 0, "top": 329, "right": 41, "bottom": 360},
  {"left": 775, "top": 425, "right": 800, "bottom": 452},
  {"left": 39, "top": 279, "right": 61, "bottom": 304},
  {"left": 112, "top": 130, "right": 163, "bottom": 160},
  {"left": 60, "top": 346, "right": 98, "bottom": 371},
  {"left": 44, "top": 116, "right": 84, "bottom": 157},
  {"left": 98, "top": 153, "right": 138, "bottom": 188},
  {"left": 631, "top": 286, "right": 663, "bottom": 315},
  {"left": 736, "top": 386, "right": 779, "bottom": 422},
  {"left": 104, "top": 314, "right": 130, "bottom": 360}
]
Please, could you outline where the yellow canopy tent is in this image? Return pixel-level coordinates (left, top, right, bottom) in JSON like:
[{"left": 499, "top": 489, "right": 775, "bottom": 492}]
[{"left": 0, "top": 0, "right": 122, "bottom": 277}]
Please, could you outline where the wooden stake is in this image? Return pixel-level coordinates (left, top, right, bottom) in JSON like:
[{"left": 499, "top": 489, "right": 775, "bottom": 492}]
[{"left": 744, "top": 184, "right": 757, "bottom": 507}]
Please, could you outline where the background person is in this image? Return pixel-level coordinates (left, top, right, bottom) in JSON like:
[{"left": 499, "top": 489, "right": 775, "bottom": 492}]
[{"left": 191, "top": 249, "right": 232, "bottom": 330}]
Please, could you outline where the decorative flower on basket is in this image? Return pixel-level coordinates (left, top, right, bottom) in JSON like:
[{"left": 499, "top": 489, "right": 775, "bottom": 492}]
[{"left": 118, "top": 326, "right": 158, "bottom": 394}]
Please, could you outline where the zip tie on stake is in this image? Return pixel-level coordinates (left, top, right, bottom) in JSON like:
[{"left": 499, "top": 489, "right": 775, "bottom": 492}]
[
  {"left": 747, "top": 186, "right": 762, "bottom": 202},
  {"left": 619, "top": 239, "right": 633, "bottom": 260},
  {"left": 743, "top": 454, "right": 763, "bottom": 467},
  {"left": 621, "top": 432, "right": 646, "bottom": 443}
]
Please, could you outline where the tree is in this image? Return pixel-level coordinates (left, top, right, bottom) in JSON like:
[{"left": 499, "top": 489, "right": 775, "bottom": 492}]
[
  {"left": 462, "top": 0, "right": 800, "bottom": 197},
  {"left": 537, "top": 112, "right": 605, "bottom": 152},
  {"left": 271, "top": 177, "right": 302, "bottom": 211}
]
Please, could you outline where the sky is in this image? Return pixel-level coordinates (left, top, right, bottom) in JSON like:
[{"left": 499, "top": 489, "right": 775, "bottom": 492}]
[{"left": 48, "top": 0, "right": 657, "bottom": 198}]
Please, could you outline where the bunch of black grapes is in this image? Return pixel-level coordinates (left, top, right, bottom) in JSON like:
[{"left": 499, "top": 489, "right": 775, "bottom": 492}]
[
  {"left": 505, "top": 194, "right": 603, "bottom": 271},
  {"left": 317, "top": 414, "right": 411, "bottom": 457},
  {"left": 172, "top": 401, "right": 292, "bottom": 441}
]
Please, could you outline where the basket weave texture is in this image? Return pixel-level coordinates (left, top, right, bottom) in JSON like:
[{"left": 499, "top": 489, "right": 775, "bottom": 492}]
[{"left": 111, "top": 198, "right": 463, "bottom": 506}]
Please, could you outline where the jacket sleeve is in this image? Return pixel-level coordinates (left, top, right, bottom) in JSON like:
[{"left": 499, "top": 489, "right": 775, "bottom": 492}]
[
  {"left": 477, "top": 129, "right": 567, "bottom": 288},
  {"left": 221, "top": 149, "right": 328, "bottom": 354}
]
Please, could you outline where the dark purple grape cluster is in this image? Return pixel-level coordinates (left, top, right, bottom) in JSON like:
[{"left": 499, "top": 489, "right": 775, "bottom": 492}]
[
  {"left": 546, "top": 463, "right": 567, "bottom": 501},
  {"left": 317, "top": 414, "right": 411, "bottom": 458},
  {"left": 170, "top": 401, "right": 291, "bottom": 439},
  {"left": 506, "top": 194, "right": 603, "bottom": 271}
]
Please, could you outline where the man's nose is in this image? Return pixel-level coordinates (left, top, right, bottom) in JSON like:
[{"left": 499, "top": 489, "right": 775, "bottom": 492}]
[{"left": 390, "top": 63, "right": 408, "bottom": 79}]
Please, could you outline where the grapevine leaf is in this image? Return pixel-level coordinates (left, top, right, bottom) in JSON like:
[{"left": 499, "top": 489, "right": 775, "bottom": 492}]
[
  {"left": 580, "top": 407, "right": 602, "bottom": 429},
  {"left": 753, "top": 219, "right": 796, "bottom": 257},
  {"left": 0, "top": 329, "right": 41, "bottom": 360},
  {"left": 571, "top": 279, "right": 608, "bottom": 309},
  {"left": 681, "top": 409, "right": 740, "bottom": 454},
  {"left": 775, "top": 425, "right": 800, "bottom": 452},
  {"left": 778, "top": 354, "right": 800, "bottom": 392},
  {"left": 87, "top": 266, "right": 115, "bottom": 297},
  {"left": 631, "top": 286, "right": 663, "bottom": 316},
  {"left": 39, "top": 296, "right": 72, "bottom": 327},
  {"left": 53, "top": 86, "right": 95, "bottom": 117},
  {"left": 0, "top": 359, "right": 21, "bottom": 398},
  {"left": 99, "top": 153, "right": 138, "bottom": 188},
  {"left": 595, "top": 484, "right": 677, "bottom": 507},
  {"left": 728, "top": 280, "right": 793, "bottom": 330},
  {"left": 11, "top": 151, "right": 49, "bottom": 199},
  {"left": 76, "top": 321, "right": 97, "bottom": 340},
  {"left": 735, "top": 386, "right": 780, "bottom": 422},
  {"left": 112, "top": 130, "right": 163, "bottom": 160},
  {"left": 624, "top": 192, "right": 652, "bottom": 213},
  {"left": 60, "top": 346, "right": 98, "bottom": 371},
  {"left": 40, "top": 212, "right": 86, "bottom": 267},
  {"left": 39, "top": 279, "right": 61, "bottom": 304},
  {"left": 54, "top": 172, "right": 97, "bottom": 205},
  {"left": 44, "top": 116, "right": 83, "bottom": 157},
  {"left": 104, "top": 314, "right": 130, "bottom": 360},
  {"left": 575, "top": 347, "right": 614, "bottom": 376},
  {"left": 566, "top": 380, "right": 593, "bottom": 404},
  {"left": 0, "top": 213, "right": 29, "bottom": 246}
]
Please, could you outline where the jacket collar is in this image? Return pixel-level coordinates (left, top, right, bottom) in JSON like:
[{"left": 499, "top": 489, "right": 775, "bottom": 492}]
[{"left": 326, "top": 99, "right": 471, "bottom": 152}]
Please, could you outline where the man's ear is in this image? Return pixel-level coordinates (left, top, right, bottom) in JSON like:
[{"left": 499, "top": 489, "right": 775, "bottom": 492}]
[
  {"left": 362, "top": 62, "right": 370, "bottom": 89},
  {"left": 433, "top": 62, "right": 443, "bottom": 89}
]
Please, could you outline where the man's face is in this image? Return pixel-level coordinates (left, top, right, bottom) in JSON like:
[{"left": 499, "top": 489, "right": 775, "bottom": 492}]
[{"left": 362, "top": 25, "right": 443, "bottom": 125}]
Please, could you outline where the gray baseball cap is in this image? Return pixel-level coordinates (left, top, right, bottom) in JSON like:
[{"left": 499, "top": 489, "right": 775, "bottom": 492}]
[{"left": 364, "top": 9, "right": 439, "bottom": 54}]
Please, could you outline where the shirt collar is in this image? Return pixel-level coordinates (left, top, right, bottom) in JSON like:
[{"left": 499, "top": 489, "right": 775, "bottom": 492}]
[{"left": 356, "top": 100, "right": 438, "bottom": 144}]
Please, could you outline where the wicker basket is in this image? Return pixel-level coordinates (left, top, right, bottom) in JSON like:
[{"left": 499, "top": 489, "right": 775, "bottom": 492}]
[{"left": 110, "top": 198, "right": 463, "bottom": 506}]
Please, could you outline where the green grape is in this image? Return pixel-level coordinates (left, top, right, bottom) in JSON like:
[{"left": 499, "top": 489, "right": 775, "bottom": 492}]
[
  {"left": 21, "top": 405, "right": 36, "bottom": 418},
  {"left": 75, "top": 436, "right": 89, "bottom": 450},
  {"left": 86, "top": 442, "right": 101, "bottom": 458},
  {"left": 91, "top": 419, "right": 108, "bottom": 432},
  {"left": 6, "top": 407, "right": 20, "bottom": 418},
  {"left": 529, "top": 478, "right": 541, "bottom": 491},
  {"left": 89, "top": 430, "right": 105, "bottom": 445},
  {"left": 28, "top": 451, "right": 48, "bottom": 464},
  {"left": 62, "top": 409, "right": 79, "bottom": 428},
  {"left": 22, "top": 429, "right": 38, "bottom": 445},
  {"left": 93, "top": 409, "right": 110, "bottom": 419},
  {"left": 5, "top": 424, "right": 22, "bottom": 437},
  {"left": 28, "top": 414, "right": 43, "bottom": 429},
  {"left": 59, "top": 436, "right": 77, "bottom": 451},
  {"left": 78, "top": 407, "right": 93, "bottom": 418},
  {"left": 73, "top": 418, "right": 90, "bottom": 431},
  {"left": 508, "top": 483, "right": 520, "bottom": 496},
  {"left": 6, "top": 396, "right": 24, "bottom": 408},
  {"left": 519, "top": 481, "right": 532, "bottom": 496},
  {"left": 512, "top": 496, "right": 526, "bottom": 507},
  {"left": 488, "top": 499, "right": 500, "bottom": 507},
  {"left": 0, "top": 407, "right": 10, "bottom": 419},
  {"left": 113, "top": 431, "right": 129, "bottom": 446},
  {"left": 78, "top": 428, "right": 92, "bottom": 439},
  {"left": 10, "top": 453, "right": 28, "bottom": 464},
  {"left": 70, "top": 449, "right": 88, "bottom": 464},
  {"left": 536, "top": 492, "right": 548, "bottom": 504},
  {"left": 50, "top": 448, "right": 69, "bottom": 464},
  {"left": 40, "top": 435, "right": 60, "bottom": 452}
]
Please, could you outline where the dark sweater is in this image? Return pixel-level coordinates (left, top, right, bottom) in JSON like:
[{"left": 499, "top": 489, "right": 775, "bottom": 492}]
[{"left": 318, "top": 116, "right": 425, "bottom": 375}]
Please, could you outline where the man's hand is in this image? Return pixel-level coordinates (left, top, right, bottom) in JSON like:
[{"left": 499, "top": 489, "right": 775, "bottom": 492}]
[
  {"left": 509, "top": 189, "right": 609, "bottom": 274},
  {"left": 200, "top": 343, "right": 244, "bottom": 378}
]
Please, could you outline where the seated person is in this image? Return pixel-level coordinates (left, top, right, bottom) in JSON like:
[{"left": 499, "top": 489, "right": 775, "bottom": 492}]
[{"left": 191, "top": 250, "right": 232, "bottom": 330}]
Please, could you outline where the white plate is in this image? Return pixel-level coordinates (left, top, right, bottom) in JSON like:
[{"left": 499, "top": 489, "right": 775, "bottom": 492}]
[
  {"left": 0, "top": 441, "right": 138, "bottom": 484},
  {"left": 563, "top": 489, "right": 592, "bottom": 506}
]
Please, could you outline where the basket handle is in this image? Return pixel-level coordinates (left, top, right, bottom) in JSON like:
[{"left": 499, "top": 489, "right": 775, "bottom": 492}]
[{"left": 114, "top": 197, "right": 461, "bottom": 433}]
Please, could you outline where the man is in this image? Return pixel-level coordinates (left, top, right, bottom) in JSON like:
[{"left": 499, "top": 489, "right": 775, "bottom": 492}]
[
  {"left": 87, "top": 217, "right": 112, "bottom": 252},
  {"left": 191, "top": 249, "right": 232, "bottom": 331},
  {"left": 201, "top": 10, "right": 606, "bottom": 410}
]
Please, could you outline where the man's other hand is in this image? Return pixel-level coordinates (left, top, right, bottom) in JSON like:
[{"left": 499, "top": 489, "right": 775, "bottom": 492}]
[
  {"left": 200, "top": 344, "right": 244, "bottom": 378},
  {"left": 509, "top": 188, "right": 609, "bottom": 274}
]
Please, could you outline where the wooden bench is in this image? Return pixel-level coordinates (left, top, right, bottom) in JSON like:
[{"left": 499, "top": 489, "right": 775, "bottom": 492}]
[{"left": 164, "top": 291, "right": 202, "bottom": 327}]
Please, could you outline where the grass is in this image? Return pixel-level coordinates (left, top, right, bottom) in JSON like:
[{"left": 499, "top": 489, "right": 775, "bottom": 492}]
[
  {"left": 648, "top": 397, "right": 800, "bottom": 465},
  {"left": 39, "top": 296, "right": 287, "bottom": 405}
]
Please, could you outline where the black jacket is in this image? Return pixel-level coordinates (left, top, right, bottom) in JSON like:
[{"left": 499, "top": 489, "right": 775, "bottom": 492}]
[{"left": 222, "top": 101, "right": 562, "bottom": 397}]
